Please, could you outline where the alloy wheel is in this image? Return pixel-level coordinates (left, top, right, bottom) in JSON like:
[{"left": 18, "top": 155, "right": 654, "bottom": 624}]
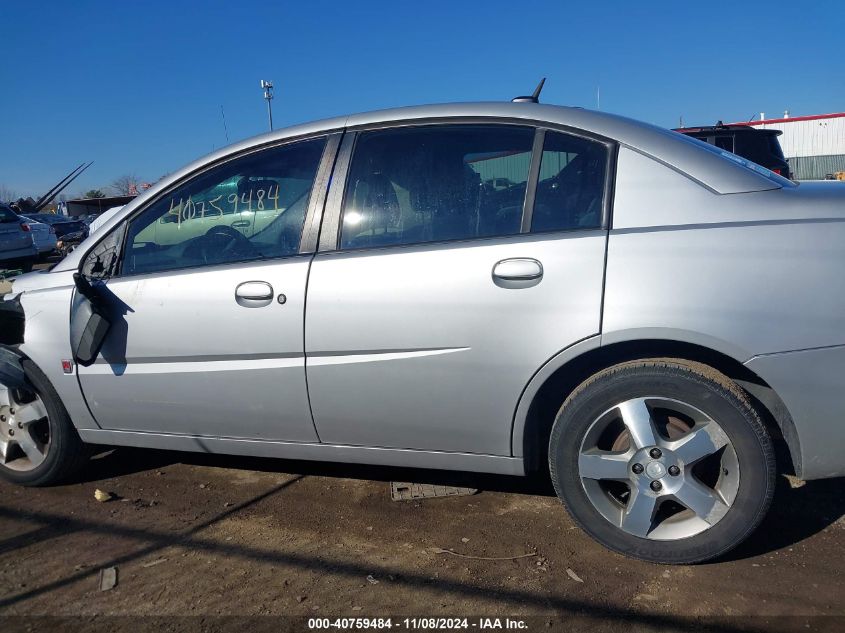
[
  {"left": 578, "top": 397, "right": 740, "bottom": 541},
  {"left": 0, "top": 384, "right": 51, "bottom": 472}
]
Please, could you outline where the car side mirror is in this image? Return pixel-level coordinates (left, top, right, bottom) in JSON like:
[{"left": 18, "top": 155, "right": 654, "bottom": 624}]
[{"left": 70, "top": 273, "right": 112, "bottom": 366}]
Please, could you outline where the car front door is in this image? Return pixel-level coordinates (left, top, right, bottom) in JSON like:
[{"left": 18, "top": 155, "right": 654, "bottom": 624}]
[
  {"left": 305, "top": 124, "right": 613, "bottom": 455},
  {"left": 77, "top": 135, "right": 335, "bottom": 441}
]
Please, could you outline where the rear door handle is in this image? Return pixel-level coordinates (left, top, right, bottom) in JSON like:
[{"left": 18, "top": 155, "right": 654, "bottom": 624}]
[
  {"left": 493, "top": 258, "right": 543, "bottom": 280},
  {"left": 492, "top": 258, "right": 544, "bottom": 288},
  {"left": 235, "top": 281, "right": 274, "bottom": 308}
]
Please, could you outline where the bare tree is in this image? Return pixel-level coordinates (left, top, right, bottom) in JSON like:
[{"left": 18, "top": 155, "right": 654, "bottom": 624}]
[
  {"left": 0, "top": 184, "right": 17, "bottom": 204},
  {"left": 110, "top": 173, "right": 140, "bottom": 196}
]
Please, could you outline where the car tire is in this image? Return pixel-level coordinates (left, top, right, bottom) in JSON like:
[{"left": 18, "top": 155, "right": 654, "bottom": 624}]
[
  {"left": 548, "top": 359, "right": 776, "bottom": 564},
  {"left": 0, "top": 360, "right": 89, "bottom": 486}
]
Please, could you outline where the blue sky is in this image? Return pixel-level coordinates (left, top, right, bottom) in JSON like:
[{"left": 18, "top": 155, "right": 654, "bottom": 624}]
[{"left": 1, "top": 0, "right": 842, "bottom": 198}]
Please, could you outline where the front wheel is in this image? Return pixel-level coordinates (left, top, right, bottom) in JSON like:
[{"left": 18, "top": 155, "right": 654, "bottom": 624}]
[
  {"left": 0, "top": 360, "right": 88, "bottom": 486},
  {"left": 548, "top": 359, "right": 776, "bottom": 564}
]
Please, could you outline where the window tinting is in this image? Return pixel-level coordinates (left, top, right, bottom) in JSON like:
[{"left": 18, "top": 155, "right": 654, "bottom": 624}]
[
  {"left": 0, "top": 205, "right": 18, "bottom": 223},
  {"left": 121, "top": 137, "right": 326, "bottom": 276},
  {"left": 714, "top": 136, "right": 734, "bottom": 152},
  {"left": 340, "top": 125, "right": 534, "bottom": 250},
  {"left": 531, "top": 131, "right": 608, "bottom": 233}
]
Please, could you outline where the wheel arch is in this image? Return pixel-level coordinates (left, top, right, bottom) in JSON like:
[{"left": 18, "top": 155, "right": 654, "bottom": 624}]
[{"left": 513, "top": 337, "right": 801, "bottom": 478}]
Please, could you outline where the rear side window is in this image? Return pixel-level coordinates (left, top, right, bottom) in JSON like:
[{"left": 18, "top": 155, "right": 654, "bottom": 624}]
[
  {"left": 340, "top": 125, "right": 535, "bottom": 249},
  {"left": 531, "top": 131, "right": 608, "bottom": 233}
]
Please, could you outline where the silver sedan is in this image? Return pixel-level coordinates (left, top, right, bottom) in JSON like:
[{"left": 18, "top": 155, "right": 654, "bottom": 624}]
[{"left": 2, "top": 100, "right": 844, "bottom": 564}]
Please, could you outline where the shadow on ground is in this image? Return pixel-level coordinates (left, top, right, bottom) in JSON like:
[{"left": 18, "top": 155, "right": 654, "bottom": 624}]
[
  {"left": 80, "top": 445, "right": 844, "bottom": 561},
  {"left": 82, "top": 446, "right": 557, "bottom": 496}
]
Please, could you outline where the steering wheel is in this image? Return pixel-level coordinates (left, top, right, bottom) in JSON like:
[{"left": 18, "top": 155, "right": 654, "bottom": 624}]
[{"left": 200, "top": 225, "right": 255, "bottom": 263}]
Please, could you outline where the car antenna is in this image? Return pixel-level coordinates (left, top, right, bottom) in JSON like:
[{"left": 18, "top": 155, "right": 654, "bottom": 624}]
[{"left": 512, "top": 78, "right": 546, "bottom": 103}]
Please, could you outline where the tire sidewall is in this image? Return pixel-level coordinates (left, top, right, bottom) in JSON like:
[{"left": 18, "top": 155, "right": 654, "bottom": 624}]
[{"left": 549, "top": 363, "right": 774, "bottom": 564}]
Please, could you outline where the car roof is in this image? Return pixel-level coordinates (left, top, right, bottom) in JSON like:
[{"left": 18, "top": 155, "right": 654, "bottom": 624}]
[
  {"left": 180, "top": 102, "right": 780, "bottom": 190},
  {"left": 676, "top": 124, "right": 782, "bottom": 137},
  {"left": 55, "top": 101, "right": 784, "bottom": 272}
]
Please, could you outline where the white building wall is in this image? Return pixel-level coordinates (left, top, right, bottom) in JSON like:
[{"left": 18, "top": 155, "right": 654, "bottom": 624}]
[{"left": 750, "top": 115, "right": 845, "bottom": 158}]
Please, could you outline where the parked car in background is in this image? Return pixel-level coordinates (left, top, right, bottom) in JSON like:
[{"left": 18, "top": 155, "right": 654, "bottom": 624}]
[
  {"left": 87, "top": 206, "right": 123, "bottom": 235},
  {"left": 2, "top": 101, "right": 845, "bottom": 566},
  {"left": 18, "top": 216, "right": 58, "bottom": 259},
  {"left": 20, "top": 213, "right": 87, "bottom": 240},
  {"left": 55, "top": 229, "right": 88, "bottom": 258},
  {"left": 675, "top": 122, "right": 792, "bottom": 179},
  {"left": 0, "top": 203, "right": 37, "bottom": 272}
]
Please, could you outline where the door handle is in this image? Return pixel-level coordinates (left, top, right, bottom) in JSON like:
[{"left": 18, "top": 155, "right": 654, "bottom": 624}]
[
  {"left": 492, "top": 258, "right": 543, "bottom": 288},
  {"left": 235, "top": 281, "right": 274, "bottom": 308},
  {"left": 231, "top": 220, "right": 251, "bottom": 229}
]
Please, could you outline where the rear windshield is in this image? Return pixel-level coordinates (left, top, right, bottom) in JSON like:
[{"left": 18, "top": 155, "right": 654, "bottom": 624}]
[
  {"left": 679, "top": 134, "right": 795, "bottom": 187},
  {"left": 0, "top": 205, "right": 19, "bottom": 223},
  {"left": 733, "top": 133, "right": 786, "bottom": 162}
]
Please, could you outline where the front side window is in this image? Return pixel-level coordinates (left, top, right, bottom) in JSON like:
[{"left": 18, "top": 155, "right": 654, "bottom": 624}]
[
  {"left": 340, "top": 125, "right": 535, "bottom": 250},
  {"left": 121, "top": 137, "right": 326, "bottom": 276},
  {"left": 531, "top": 131, "right": 608, "bottom": 233}
]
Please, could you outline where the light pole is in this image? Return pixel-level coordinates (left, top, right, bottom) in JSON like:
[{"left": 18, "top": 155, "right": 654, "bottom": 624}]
[{"left": 260, "top": 80, "right": 274, "bottom": 131}]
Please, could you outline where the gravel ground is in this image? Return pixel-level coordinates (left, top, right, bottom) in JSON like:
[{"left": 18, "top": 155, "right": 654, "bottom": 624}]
[{"left": 0, "top": 447, "right": 843, "bottom": 631}]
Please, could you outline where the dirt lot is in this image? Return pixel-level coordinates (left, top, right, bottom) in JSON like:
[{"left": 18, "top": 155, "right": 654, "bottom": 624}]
[{"left": 0, "top": 446, "right": 843, "bottom": 631}]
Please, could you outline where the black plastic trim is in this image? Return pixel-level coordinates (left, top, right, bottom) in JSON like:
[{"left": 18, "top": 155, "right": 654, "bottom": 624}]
[
  {"left": 521, "top": 129, "right": 546, "bottom": 233},
  {"left": 603, "top": 141, "right": 619, "bottom": 230}
]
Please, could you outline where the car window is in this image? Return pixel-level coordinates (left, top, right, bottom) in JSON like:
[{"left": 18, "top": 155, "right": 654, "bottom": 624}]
[
  {"left": 766, "top": 134, "right": 786, "bottom": 160},
  {"left": 531, "top": 131, "right": 608, "bottom": 233},
  {"left": 678, "top": 133, "right": 796, "bottom": 187},
  {"left": 733, "top": 132, "right": 787, "bottom": 163},
  {"left": 714, "top": 136, "right": 734, "bottom": 152},
  {"left": 120, "top": 137, "right": 326, "bottom": 276},
  {"left": 0, "top": 205, "right": 19, "bottom": 223},
  {"left": 340, "top": 125, "right": 535, "bottom": 250}
]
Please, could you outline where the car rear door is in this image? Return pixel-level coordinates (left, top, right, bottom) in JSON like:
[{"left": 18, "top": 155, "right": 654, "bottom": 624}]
[
  {"left": 305, "top": 123, "right": 613, "bottom": 455},
  {"left": 76, "top": 134, "right": 339, "bottom": 442}
]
